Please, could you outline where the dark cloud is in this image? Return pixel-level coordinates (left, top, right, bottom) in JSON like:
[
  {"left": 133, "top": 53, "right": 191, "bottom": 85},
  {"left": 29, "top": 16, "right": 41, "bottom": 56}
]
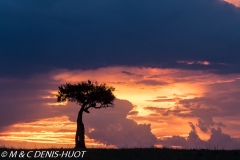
[
  {"left": 146, "top": 98, "right": 179, "bottom": 102},
  {"left": 176, "top": 88, "right": 240, "bottom": 118},
  {"left": 0, "top": 76, "right": 59, "bottom": 128},
  {"left": 177, "top": 60, "right": 210, "bottom": 65},
  {"left": 1, "top": 0, "right": 240, "bottom": 77},
  {"left": 121, "top": 71, "right": 143, "bottom": 78},
  {"left": 135, "top": 80, "right": 167, "bottom": 86},
  {"left": 121, "top": 71, "right": 136, "bottom": 76},
  {"left": 144, "top": 106, "right": 167, "bottom": 113},
  {"left": 196, "top": 116, "right": 226, "bottom": 133},
  {"left": 159, "top": 122, "right": 205, "bottom": 149},
  {"left": 188, "top": 122, "right": 196, "bottom": 133}
]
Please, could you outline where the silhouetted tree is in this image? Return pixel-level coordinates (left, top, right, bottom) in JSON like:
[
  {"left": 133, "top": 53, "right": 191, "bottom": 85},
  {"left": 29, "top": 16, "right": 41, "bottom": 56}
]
[{"left": 57, "top": 80, "right": 116, "bottom": 148}]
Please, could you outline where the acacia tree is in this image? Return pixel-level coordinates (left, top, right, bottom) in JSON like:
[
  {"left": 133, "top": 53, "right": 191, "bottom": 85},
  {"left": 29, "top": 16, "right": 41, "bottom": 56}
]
[{"left": 57, "top": 80, "right": 115, "bottom": 148}]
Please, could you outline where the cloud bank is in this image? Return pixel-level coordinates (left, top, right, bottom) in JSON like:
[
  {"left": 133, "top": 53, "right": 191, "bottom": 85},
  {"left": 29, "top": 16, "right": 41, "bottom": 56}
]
[
  {"left": 83, "top": 99, "right": 157, "bottom": 148},
  {"left": 160, "top": 123, "right": 240, "bottom": 150},
  {"left": 1, "top": 0, "right": 240, "bottom": 77}
]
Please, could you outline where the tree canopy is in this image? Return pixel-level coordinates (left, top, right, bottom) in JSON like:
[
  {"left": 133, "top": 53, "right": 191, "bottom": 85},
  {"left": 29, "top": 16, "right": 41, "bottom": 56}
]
[{"left": 57, "top": 80, "right": 116, "bottom": 113}]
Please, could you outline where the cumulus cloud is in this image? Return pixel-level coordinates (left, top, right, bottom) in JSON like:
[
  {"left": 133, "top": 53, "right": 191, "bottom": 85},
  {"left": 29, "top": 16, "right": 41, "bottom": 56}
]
[
  {"left": 196, "top": 116, "right": 226, "bottom": 133},
  {"left": 159, "top": 122, "right": 204, "bottom": 149},
  {"left": 81, "top": 99, "right": 157, "bottom": 148},
  {"left": 159, "top": 123, "right": 240, "bottom": 150}
]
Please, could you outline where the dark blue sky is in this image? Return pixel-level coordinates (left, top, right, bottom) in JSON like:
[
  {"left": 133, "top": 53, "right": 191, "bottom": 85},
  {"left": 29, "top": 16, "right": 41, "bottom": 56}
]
[{"left": 1, "top": 0, "right": 240, "bottom": 77}]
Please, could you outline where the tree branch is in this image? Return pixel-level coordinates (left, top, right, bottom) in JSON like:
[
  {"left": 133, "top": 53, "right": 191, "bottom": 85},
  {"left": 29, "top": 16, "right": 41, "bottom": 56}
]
[{"left": 93, "top": 104, "right": 104, "bottom": 109}]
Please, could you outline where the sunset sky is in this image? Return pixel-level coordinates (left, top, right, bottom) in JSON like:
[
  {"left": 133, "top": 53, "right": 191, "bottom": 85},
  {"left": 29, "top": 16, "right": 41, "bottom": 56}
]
[{"left": 1, "top": 0, "right": 240, "bottom": 149}]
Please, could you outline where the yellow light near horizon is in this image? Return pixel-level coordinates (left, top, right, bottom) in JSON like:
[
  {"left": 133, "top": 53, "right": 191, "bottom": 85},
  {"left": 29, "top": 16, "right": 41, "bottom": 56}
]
[
  {"left": 0, "top": 116, "right": 117, "bottom": 148},
  {"left": 47, "top": 102, "right": 67, "bottom": 106},
  {"left": 49, "top": 67, "right": 208, "bottom": 117},
  {"left": 114, "top": 82, "right": 205, "bottom": 116}
]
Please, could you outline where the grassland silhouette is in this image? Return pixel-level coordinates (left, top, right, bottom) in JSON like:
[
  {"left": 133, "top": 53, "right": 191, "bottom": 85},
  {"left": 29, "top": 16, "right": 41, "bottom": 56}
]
[{"left": 0, "top": 147, "right": 239, "bottom": 160}]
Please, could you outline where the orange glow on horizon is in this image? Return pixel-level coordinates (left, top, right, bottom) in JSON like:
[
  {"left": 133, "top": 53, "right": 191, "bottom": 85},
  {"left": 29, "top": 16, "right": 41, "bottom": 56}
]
[
  {"left": 2, "top": 66, "right": 240, "bottom": 148},
  {"left": 0, "top": 116, "right": 117, "bottom": 149}
]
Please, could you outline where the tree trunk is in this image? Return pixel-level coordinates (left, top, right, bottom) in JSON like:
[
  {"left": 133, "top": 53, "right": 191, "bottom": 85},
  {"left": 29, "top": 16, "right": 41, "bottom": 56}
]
[{"left": 75, "top": 109, "right": 86, "bottom": 149}]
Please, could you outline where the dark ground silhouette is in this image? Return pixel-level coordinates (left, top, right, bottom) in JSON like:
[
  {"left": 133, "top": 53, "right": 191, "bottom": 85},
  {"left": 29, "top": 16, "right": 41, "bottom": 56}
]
[{"left": 0, "top": 147, "right": 239, "bottom": 160}]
